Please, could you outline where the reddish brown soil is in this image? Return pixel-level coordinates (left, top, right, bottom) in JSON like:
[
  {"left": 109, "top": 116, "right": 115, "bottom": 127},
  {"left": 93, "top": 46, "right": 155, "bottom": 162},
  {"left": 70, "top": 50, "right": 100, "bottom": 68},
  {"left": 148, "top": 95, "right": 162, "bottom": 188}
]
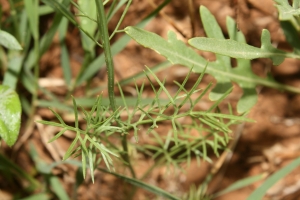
[{"left": 1, "top": 0, "right": 300, "bottom": 200}]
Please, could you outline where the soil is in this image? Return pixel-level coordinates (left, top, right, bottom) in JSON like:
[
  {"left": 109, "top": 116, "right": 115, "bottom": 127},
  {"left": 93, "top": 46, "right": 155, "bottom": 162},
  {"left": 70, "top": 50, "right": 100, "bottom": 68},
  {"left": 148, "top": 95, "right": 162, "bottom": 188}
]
[{"left": 1, "top": 0, "right": 300, "bottom": 200}]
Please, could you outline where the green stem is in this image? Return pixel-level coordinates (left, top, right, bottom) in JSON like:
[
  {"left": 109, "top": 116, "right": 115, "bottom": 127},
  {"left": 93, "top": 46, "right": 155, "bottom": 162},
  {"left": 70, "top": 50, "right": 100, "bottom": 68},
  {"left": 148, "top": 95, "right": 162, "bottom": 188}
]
[
  {"left": 109, "top": 0, "right": 132, "bottom": 40},
  {"left": 8, "top": 0, "right": 20, "bottom": 42},
  {"left": 95, "top": 0, "right": 136, "bottom": 178},
  {"left": 95, "top": 0, "right": 116, "bottom": 111}
]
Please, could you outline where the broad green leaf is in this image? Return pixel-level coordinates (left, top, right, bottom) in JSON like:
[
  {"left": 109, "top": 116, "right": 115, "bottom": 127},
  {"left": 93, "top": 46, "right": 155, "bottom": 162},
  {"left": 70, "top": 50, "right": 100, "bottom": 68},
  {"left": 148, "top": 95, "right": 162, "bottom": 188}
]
[
  {"left": 0, "top": 85, "right": 21, "bottom": 146},
  {"left": 0, "top": 30, "right": 22, "bottom": 50},
  {"left": 275, "top": 0, "right": 300, "bottom": 52},
  {"left": 293, "top": 0, "right": 300, "bottom": 8},
  {"left": 280, "top": 20, "right": 300, "bottom": 53},
  {"left": 189, "top": 29, "right": 289, "bottom": 65},
  {"left": 200, "top": 6, "right": 231, "bottom": 101},
  {"left": 78, "top": 0, "right": 97, "bottom": 55},
  {"left": 78, "top": 0, "right": 97, "bottom": 35},
  {"left": 248, "top": 156, "right": 300, "bottom": 200},
  {"left": 3, "top": 51, "right": 24, "bottom": 89},
  {"left": 226, "top": 16, "right": 258, "bottom": 112},
  {"left": 125, "top": 26, "right": 300, "bottom": 113},
  {"left": 293, "top": 0, "right": 300, "bottom": 9},
  {"left": 274, "top": 0, "right": 300, "bottom": 21}
]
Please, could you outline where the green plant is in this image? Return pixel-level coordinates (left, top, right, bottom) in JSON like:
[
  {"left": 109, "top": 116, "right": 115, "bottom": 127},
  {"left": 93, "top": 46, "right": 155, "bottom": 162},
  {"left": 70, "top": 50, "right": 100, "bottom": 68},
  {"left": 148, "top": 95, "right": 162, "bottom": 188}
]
[
  {"left": 125, "top": 0, "right": 300, "bottom": 199},
  {"left": 35, "top": 0, "right": 253, "bottom": 198},
  {"left": 0, "top": 30, "right": 22, "bottom": 147},
  {"left": 2, "top": 0, "right": 300, "bottom": 199}
]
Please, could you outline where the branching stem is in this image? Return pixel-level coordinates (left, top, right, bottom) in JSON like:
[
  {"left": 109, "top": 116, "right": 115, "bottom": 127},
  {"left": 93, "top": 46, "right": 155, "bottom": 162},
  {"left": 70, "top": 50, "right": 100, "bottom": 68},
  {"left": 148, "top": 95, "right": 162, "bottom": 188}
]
[{"left": 95, "top": 0, "right": 136, "bottom": 178}]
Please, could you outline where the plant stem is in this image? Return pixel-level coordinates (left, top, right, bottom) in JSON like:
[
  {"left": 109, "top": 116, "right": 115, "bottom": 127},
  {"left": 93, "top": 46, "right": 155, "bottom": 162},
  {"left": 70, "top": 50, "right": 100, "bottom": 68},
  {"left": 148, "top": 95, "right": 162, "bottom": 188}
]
[
  {"left": 95, "top": 0, "right": 136, "bottom": 178},
  {"left": 8, "top": 0, "right": 20, "bottom": 41},
  {"left": 95, "top": 0, "right": 116, "bottom": 111}
]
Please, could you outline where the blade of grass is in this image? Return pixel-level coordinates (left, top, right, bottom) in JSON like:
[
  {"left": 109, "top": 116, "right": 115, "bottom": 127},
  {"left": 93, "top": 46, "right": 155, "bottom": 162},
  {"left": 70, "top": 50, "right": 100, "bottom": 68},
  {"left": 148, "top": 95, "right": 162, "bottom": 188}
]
[
  {"left": 213, "top": 174, "right": 266, "bottom": 198},
  {"left": 0, "top": 154, "right": 39, "bottom": 191},
  {"left": 98, "top": 168, "right": 180, "bottom": 200},
  {"left": 247, "top": 157, "right": 300, "bottom": 200},
  {"left": 59, "top": 17, "right": 72, "bottom": 87},
  {"left": 49, "top": 176, "right": 70, "bottom": 200}
]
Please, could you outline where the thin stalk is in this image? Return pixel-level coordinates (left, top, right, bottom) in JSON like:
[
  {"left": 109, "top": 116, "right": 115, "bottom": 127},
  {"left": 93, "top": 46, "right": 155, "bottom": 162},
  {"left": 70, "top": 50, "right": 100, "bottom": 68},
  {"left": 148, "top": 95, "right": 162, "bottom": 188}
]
[
  {"left": 109, "top": 0, "right": 132, "bottom": 40},
  {"left": 31, "top": 38, "right": 39, "bottom": 116},
  {"left": 95, "top": 0, "right": 116, "bottom": 111},
  {"left": 107, "top": 0, "right": 118, "bottom": 20},
  {"left": 8, "top": 0, "right": 20, "bottom": 41},
  {"left": 95, "top": 0, "right": 136, "bottom": 178}
]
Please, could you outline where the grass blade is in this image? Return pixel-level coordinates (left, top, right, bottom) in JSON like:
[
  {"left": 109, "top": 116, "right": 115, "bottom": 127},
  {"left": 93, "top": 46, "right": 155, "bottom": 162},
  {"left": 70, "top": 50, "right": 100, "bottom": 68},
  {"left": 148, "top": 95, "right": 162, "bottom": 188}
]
[
  {"left": 98, "top": 168, "right": 180, "bottom": 200},
  {"left": 213, "top": 174, "right": 265, "bottom": 198},
  {"left": 247, "top": 157, "right": 300, "bottom": 200}
]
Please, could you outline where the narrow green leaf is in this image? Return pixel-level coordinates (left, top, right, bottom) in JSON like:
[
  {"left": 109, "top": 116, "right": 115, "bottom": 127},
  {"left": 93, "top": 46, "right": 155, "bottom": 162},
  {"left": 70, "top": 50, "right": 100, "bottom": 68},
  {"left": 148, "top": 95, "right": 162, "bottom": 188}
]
[
  {"left": 42, "top": 0, "right": 98, "bottom": 47},
  {"left": 42, "top": 0, "right": 76, "bottom": 25},
  {"left": 213, "top": 174, "right": 265, "bottom": 198},
  {"left": 3, "top": 52, "right": 24, "bottom": 89},
  {"left": 189, "top": 30, "right": 288, "bottom": 65},
  {"left": 107, "top": 0, "right": 127, "bottom": 21},
  {"left": 146, "top": 66, "right": 175, "bottom": 105},
  {"left": 59, "top": 17, "right": 72, "bottom": 86},
  {"left": 63, "top": 135, "right": 79, "bottom": 160},
  {"left": 19, "top": 10, "right": 30, "bottom": 46},
  {"left": 0, "top": 30, "right": 22, "bottom": 50},
  {"left": 19, "top": 193, "right": 49, "bottom": 200},
  {"left": 72, "top": 97, "right": 79, "bottom": 128},
  {"left": 81, "top": 150, "right": 87, "bottom": 179},
  {"left": 49, "top": 176, "right": 70, "bottom": 200},
  {"left": 48, "top": 127, "right": 68, "bottom": 143},
  {"left": 37, "top": 100, "right": 73, "bottom": 111},
  {"left": 38, "top": 5, "right": 54, "bottom": 15},
  {"left": 0, "top": 85, "right": 21, "bottom": 146},
  {"left": 88, "top": 149, "right": 95, "bottom": 183},
  {"left": 0, "top": 154, "right": 39, "bottom": 190},
  {"left": 75, "top": 167, "right": 84, "bottom": 188},
  {"left": 49, "top": 108, "right": 67, "bottom": 126},
  {"left": 247, "top": 157, "right": 300, "bottom": 200},
  {"left": 98, "top": 168, "right": 180, "bottom": 200},
  {"left": 76, "top": 0, "right": 171, "bottom": 85},
  {"left": 40, "top": 0, "right": 71, "bottom": 57},
  {"left": 24, "top": 0, "right": 39, "bottom": 40}
]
